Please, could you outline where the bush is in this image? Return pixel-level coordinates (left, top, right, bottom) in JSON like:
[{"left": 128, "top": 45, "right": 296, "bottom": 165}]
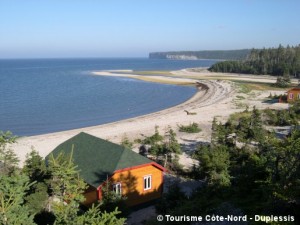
[
  {"left": 178, "top": 123, "right": 201, "bottom": 133},
  {"left": 263, "top": 108, "right": 298, "bottom": 126},
  {"left": 273, "top": 76, "right": 291, "bottom": 88},
  {"left": 120, "top": 134, "right": 133, "bottom": 149}
]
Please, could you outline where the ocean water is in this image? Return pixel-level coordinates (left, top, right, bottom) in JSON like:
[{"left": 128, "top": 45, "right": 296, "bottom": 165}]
[{"left": 0, "top": 58, "right": 217, "bottom": 136}]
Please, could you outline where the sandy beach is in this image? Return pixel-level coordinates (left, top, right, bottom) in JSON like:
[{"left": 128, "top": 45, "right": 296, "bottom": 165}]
[{"left": 11, "top": 69, "right": 288, "bottom": 168}]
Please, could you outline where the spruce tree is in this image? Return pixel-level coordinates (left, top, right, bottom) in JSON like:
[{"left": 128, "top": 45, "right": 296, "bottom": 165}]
[
  {"left": 22, "top": 149, "right": 47, "bottom": 183},
  {"left": 0, "top": 172, "right": 35, "bottom": 225},
  {"left": 22, "top": 150, "right": 49, "bottom": 218},
  {"left": 47, "top": 149, "right": 125, "bottom": 225},
  {"left": 163, "top": 127, "right": 181, "bottom": 166},
  {"left": 0, "top": 131, "right": 19, "bottom": 175},
  {"left": 195, "top": 145, "right": 230, "bottom": 187},
  {"left": 47, "top": 150, "right": 87, "bottom": 225}
]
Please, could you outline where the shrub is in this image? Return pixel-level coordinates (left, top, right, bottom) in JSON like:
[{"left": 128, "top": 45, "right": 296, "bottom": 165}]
[{"left": 178, "top": 123, "right": 201, "bottom": 133}]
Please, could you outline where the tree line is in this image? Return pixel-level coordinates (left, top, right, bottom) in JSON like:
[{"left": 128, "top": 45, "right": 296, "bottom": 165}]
[{"left": 209, "top": 44, "right": 300, "bottom": 77}]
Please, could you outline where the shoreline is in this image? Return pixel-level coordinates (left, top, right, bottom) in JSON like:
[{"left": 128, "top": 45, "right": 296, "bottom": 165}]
[
  {"left": 12, "top": 70, "right": 234, "bottom": 166},
  {"left": 11, "top": 68, "right": 288, "bottom": 168}
]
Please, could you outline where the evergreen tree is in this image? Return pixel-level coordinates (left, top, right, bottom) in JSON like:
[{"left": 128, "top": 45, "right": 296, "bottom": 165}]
[
  {"left": 142, "top": 126, "right": 164, "bottom": 160},
  {"left": 47, "top": 150, "right": 87, "bottom": 225},
  {"left": 0, "top": 131, "right": 19, "bottom": 175},
  {"left": 47, "top": 149, "right": 125, "bottom": 224},
  {"left": 99, "top": 179, "right": 128, "bottom": 216},
  {"left": 249, "top": 106, "right": 264, "bottom": 142},
  {"left": 164, "top": 127, "right": 181, "bottom": 155},
  {"left": 195, "top": 145, "right": 230, "bottom": 187},
  {"left": 211, "top": 117, "right": 219, "bottom": 146},
  {"left": 236, "top": 117, "right": 249, "bottom": 144},
  {"left": 22, "top": 150, "right": 49, "bottom": 218},
  {"left": 0, "top": 172, "right": 35, "bottom": 225},
  {"left": 22, "top": 149, "right": 47, "bottom": 183},
  {"left": 142, "top": 125, "right": 163, "bottom": 146},
  {"left": 76, "top": 206, "right": 125, "bottom": 225},
  {"left": 211, "top": 118, "right": 227, "bottom": 147},
  {"left": 25, "top": 182, "right": 49, "bottom": 216},
  {"left": 163, "top": 127, "right": 181, "bottom": 166}
]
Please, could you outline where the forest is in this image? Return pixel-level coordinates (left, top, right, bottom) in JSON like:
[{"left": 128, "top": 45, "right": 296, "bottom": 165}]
[{"left": 209, "top": 44, "right": 300, "bottom": 77}]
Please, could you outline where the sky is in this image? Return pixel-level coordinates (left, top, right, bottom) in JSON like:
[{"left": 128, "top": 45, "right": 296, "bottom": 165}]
[{"left": 0, "top": 0, "right": 299, "bottom": 58}]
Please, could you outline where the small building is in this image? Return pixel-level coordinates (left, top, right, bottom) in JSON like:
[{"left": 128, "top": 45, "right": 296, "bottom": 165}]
[
  {"left": 47, "top": 132, "right": 165, "bottom": 207},
  {"left": 287, "top": 87, "right": 300, "bottom": 102}
]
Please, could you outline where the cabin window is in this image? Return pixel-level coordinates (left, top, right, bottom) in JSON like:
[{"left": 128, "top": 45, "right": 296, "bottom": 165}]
[
  {"left": 289, "top": 93, "right": 294, "bottom": 99},
  {"left": 113, "top": 183, "right": 122, "bottom": 195},
  {"left": 144, "top": 175, "right": 152, "bottom": 190},
  {"left": 298, "top": 93, "right": 300, "bottom": 99}
]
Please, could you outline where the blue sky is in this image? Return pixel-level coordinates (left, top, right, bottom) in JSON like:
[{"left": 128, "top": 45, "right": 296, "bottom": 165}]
[{"left": 0, "top": 0, "right": 299, "bottom": 58}]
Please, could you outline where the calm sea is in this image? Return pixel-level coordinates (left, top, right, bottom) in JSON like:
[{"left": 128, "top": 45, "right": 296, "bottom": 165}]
[{"left": 0, "top": 58, "right": 217, "bottom": 136}]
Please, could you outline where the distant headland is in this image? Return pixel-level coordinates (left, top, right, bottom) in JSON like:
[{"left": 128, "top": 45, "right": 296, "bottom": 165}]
[{"left": 149, "top": 49, "right": 251, "bottom": 60}]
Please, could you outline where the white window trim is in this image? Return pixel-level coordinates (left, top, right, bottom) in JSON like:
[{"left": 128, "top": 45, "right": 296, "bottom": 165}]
[
  {"left": 289, "top": 93, "right": 294, "bottom": 99},
  {"left": 113, "top": 182, "right": 122, "bottom": 195},
  {"left": 143, "top": 175, "right": 152, "bottom": 191}
]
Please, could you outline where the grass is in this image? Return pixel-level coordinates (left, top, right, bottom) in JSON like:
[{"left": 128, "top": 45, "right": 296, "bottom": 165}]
[
  {"left": 235, "top": 82, "right": 252, "bottom": 93},
  {"left": 233, "top": 80, "right": 294, "bottom": 91}
]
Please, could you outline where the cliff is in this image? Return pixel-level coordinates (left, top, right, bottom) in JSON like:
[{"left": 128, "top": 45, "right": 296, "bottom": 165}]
[{"left": 149, "top": 49, "right": 251, "bottom": 60}]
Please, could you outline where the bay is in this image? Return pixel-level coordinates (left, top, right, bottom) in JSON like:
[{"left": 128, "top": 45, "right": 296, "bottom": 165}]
[{"left": 0, "top": 58, "right": 217, "bottom": 136}]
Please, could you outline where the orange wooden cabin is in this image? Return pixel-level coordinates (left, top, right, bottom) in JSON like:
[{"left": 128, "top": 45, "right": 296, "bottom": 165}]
[
  {"left": 287, "top": 87, "right": 300, "bottom": 102},
  {"left": 49, "top": 132, "right": 166, "bottom": 207}
]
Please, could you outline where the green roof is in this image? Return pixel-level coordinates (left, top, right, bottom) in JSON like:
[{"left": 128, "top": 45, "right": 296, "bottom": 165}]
[{"left": 47, "top": 132, "right": 152, "bottom": 188}]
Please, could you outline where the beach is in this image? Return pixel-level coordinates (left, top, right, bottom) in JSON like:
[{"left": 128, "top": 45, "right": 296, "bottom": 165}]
[{"left": 11, "top": 69, "right": 288, "bottom": 167}]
